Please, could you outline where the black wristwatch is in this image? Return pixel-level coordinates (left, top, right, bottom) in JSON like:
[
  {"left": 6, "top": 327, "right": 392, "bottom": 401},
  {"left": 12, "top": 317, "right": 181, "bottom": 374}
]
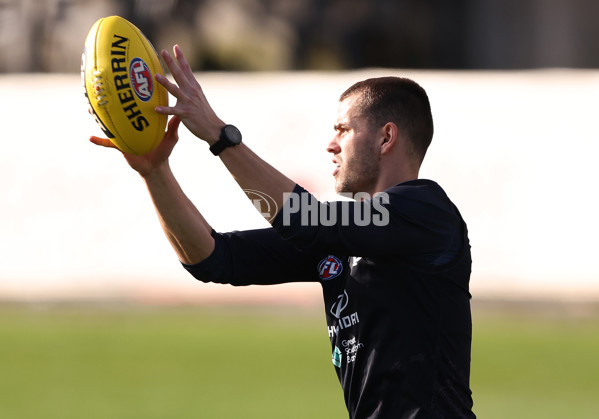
[{"left": 209, "top": 124, "right": 242, "bottom": 156}]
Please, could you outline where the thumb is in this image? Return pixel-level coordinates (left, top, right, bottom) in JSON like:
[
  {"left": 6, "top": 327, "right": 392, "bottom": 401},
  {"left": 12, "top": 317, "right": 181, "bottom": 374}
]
[
  {"left": 168, "top": 115, "right": 182, "bottom": 134},
  {"left": 162, "top": 116, "right": 182, "bottom": 145},
  {"left": 90, "top": 136, "right": 118, "bottom": 150}
]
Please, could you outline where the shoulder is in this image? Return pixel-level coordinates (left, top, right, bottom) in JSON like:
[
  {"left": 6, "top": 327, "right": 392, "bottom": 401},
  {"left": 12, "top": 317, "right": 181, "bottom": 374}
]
[
  {"left": 384, "top": 179, "right": 466, "bottom": 239},
  {"left": 386, "top": 179, "right": 447, "bottom": 199},
  {"left": 384, "top": 179, "right": 457, "bottom": 216},
  {"left": 384, "top": 180, "right": 469, "bottom": 263}
]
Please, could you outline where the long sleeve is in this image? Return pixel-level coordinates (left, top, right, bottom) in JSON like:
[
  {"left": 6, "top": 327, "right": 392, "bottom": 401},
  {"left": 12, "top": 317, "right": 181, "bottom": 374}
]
[{"left": 183, "top": 227, "right": 324, "bottom": 286}]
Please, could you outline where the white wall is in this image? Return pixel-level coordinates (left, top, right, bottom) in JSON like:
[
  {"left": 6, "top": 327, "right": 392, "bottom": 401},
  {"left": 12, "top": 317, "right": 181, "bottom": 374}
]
[{"left": 1, "top": 71, "right": 597, "bottom": 302}]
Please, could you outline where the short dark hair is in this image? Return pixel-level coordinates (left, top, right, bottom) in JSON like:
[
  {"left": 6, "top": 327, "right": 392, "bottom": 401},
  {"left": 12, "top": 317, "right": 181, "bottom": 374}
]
[{"left": 340, "top": 77, "right": 434, "bottom": 163}]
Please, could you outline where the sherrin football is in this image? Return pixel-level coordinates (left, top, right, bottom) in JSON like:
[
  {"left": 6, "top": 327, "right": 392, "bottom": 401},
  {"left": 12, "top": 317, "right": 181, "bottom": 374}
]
[{"left": 82, "top": 16, "right": 168, "bottom": 155}]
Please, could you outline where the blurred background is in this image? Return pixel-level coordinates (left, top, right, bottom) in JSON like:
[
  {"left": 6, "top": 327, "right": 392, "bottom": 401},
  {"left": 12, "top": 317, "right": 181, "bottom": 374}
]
[
  {"left": 1, "top": 0, "right": 599, "bottom": 418},
  {"left": 3, "top": 0, "right": 599, "bottom": 72}
]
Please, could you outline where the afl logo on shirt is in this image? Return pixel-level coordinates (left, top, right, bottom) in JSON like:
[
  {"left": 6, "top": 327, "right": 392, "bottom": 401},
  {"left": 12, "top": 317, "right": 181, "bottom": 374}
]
[{"left": 318, "top": 255, "right": 343, "bottom": 281}]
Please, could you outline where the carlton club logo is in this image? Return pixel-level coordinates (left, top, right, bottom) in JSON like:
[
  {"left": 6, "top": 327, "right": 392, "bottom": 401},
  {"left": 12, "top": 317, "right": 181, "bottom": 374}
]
[
  {"left": 318, "top": 255, "right": 343, "bottom": 281},
  {"left": 129, "top": 57, "right": 153, "bottom": 101}
]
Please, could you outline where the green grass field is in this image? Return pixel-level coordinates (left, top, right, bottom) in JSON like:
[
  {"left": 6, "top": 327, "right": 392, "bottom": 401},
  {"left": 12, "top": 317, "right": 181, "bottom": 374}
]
[{"left": 1, "top": 302, "right": 598, "bottom": 418}]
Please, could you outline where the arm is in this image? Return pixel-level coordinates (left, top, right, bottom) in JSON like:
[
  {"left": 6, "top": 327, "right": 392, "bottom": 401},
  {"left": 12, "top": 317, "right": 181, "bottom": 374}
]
[
  {"left": 90, "top": 45, "right": 297, "bottom": 266},
  {"left": 91, "top": 116, "right": 215, "bottom": 265},
  {"left": 184, "top": 227, "right": 323, "bottom": 286},
  {"left": 155, "top": 45, "right": 297, "bottom": 217},
  {"left": 90, "top": 118, "right": 321, "bottom": 281},
  {"left": 143, "top": 162, "right": 214, "bottom": 264}
]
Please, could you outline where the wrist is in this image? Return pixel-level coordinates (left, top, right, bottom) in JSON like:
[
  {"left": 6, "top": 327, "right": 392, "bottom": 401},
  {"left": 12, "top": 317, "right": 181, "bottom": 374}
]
[
  {"left": 205, "top": 124, "right": 224, "bottom": 146},
  {"left": 200, "top": 116, "right": 226, "bottom": 146},
  {"left": 141, "top": 160, "right": 171, "bottom": 183},
  {"left": 210, "top": 124, "right": 242, "bottom": 156}
]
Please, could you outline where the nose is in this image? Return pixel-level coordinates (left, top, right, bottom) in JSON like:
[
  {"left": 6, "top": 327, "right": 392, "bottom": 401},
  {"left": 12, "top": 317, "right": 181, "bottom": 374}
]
[{"left": 327, "top": 135, "right": 341, "bottom": 155}]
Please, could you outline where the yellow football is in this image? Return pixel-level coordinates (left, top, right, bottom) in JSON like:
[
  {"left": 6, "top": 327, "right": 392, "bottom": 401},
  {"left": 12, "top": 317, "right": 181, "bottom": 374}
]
[{"left": 82, "top": 16, "right": 168, "bottom": 155}]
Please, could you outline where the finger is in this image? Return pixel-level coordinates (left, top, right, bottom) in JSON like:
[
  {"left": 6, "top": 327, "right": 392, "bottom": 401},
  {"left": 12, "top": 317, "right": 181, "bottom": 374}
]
[
  {"left": 90, "top": 136, "right": 118, "bottom": 149},
  {"left": 173, "top": 45, "right": 196, "bottom": 85},
  {"left": 155, "top": 72, "right": 184, "bottom": 99},
  {"left": 161, "top": 48, "right": 193, "bottom": 91},
  {"left": 164, "top": 116, "right": 182, "bottom": 141},
  {"left": 155, "top": 104, "right": 181, "bottom": 116},
  {"left": 168, "top": 115, "right": 182, "bottom": 130},
  {"left": 150, "top": 116, "right": 181, "bottom": 157}
]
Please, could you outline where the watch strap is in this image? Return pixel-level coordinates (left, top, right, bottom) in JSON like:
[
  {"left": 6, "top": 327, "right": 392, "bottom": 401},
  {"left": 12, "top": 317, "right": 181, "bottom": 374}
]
[{"left": 209, "top": 138, "right": 230, "bottom": 156}]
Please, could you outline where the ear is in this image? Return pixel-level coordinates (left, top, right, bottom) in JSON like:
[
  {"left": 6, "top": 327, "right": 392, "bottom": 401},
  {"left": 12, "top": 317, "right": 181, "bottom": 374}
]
[{"left": 379, "top": 122, "right": 399, "bottom": 155}]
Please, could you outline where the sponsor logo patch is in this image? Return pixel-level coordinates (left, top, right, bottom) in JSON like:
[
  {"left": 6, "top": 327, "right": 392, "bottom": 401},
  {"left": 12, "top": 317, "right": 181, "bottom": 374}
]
[
  {"left": 330, "top": 290, "right": 349, "bottom": 319},
  {"left": 332, "top": 346, "right": 342, "bottom": 368},
  {"left": 327, "top": 290, "right": 360, "bottom": 337}
]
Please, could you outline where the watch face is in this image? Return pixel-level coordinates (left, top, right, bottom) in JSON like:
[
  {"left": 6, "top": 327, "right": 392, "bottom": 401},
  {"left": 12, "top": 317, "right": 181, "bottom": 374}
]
[{"left": 224, "top": 125, "right": 242, "bottom": 145}]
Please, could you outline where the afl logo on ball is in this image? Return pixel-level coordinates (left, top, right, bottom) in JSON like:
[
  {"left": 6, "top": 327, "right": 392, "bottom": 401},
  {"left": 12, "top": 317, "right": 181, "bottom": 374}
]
[
  {"left": 318, "top": 255, "right": 343, "bottom": 281},
  {"left": 129, "top": 57, "right": 153, "bottom": 102}
]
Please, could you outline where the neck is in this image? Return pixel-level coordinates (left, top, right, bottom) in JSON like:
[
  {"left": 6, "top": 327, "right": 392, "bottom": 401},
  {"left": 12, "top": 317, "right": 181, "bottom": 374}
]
[{"left": 371, "top": 166, "right": 419, "bottom": 194}]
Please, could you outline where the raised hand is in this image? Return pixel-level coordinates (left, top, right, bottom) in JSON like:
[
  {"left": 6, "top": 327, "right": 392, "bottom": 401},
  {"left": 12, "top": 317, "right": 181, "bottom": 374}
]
[
  {"left": 155, "top": 45, "right": 224, "bottom": 145},
  {"left": 90, "top": 116, "right": 181, "bottom": 178}
]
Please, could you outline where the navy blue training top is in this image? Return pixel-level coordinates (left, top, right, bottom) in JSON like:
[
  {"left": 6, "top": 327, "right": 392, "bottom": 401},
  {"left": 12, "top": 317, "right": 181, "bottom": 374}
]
[{"left": 184, "top": 180, "right": 475, "bottom": 419}]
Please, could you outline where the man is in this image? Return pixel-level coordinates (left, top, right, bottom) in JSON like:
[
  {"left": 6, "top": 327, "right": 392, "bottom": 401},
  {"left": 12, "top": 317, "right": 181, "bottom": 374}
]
[{"left": 91, "top": 45, "right": 475, "bottom": 418}]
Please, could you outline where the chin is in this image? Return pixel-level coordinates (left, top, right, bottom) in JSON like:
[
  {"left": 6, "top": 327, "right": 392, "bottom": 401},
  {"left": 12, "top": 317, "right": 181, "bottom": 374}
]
[
  {"left": 333, "top": 178, "right": 345, "bottom": 194},
  {"left": 334, "top": 183, "right": 355, "bottom": 195},
  {"left": 335, "top": 173, "right": 368, "bottom": 195}
]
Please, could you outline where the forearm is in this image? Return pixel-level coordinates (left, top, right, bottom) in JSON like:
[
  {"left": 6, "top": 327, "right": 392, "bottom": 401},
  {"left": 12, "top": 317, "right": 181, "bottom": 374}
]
[
  {"left": 153, "top": 46, "right": 297, "bottom": 223},
  {"left": 218, "top": 143, "right": 297, "bottom": 223},
  {"left": 143, "top": 162, "right": 215, "bottom": 264}
]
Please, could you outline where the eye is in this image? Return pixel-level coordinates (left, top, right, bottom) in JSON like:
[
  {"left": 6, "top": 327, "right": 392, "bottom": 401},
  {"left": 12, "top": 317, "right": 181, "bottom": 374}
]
[{"left": 334, "top": 124, "right": 348, "bottom": 134}]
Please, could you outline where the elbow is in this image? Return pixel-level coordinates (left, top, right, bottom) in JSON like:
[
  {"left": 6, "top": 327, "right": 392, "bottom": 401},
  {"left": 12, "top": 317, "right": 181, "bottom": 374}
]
[{"left": 182, "top": 261, "right": 233, "bottom": 285}]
